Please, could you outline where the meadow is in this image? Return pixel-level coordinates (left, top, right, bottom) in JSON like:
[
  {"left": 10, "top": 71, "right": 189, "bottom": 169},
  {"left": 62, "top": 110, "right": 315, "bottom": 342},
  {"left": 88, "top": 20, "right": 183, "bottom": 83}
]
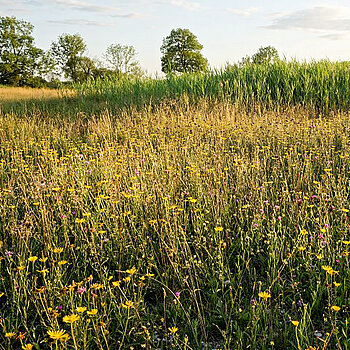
[{"left": 0, "top": 62, "right": 350, "bottom": 350}]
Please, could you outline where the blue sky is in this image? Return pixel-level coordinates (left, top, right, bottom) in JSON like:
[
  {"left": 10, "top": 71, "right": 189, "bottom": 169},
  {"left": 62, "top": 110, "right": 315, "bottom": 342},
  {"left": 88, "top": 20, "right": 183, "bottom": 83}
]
[{"left": 2, "top": 0, "right": 350, "bottom": 74}]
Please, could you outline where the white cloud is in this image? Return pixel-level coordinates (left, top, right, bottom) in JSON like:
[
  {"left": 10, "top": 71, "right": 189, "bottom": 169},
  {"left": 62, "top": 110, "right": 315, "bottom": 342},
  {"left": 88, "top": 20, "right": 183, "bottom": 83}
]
[
  {"left": 227, "top": 7, "right": 260, "bottom": 18},
  {"left": 156, "top": 0, "right": 200, "bottom": 11},
  {"left": 264, "top": 6, "right": 350, "bottom": 40},
  {"left": 48, "top": 19, "right": 115, "bottom": 26},
  {"left": 53, "top": 0, "right": 119, "bottom": 13}
]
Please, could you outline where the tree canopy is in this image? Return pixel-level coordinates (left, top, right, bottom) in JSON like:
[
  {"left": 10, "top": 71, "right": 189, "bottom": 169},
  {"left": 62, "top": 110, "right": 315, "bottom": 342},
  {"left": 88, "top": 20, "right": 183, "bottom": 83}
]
[
  {"left": 160, "top": 28, "right": 208, "bottom": 75},
  {"left": 50, "top": 33, "right": 87, "bottom": 83},
  {"left": 252, "top": 46, "right": 279, "bottom": 64},
  {"left": 105, "top": 44, "right": 143, "bottom": 77},
  {"left": 0, "top": 16, "right": 48, "bottom": 86}
]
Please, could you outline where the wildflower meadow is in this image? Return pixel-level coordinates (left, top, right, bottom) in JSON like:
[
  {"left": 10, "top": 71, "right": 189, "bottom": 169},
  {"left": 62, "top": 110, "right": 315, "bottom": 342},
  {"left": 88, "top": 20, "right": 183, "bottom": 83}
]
[{"left": 0, "top": 66, "right": 349, "bottom": 349}]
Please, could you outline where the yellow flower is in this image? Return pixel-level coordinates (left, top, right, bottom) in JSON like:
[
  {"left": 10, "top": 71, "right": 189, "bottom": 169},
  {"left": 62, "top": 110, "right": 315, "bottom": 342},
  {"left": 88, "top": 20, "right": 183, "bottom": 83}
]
[
  {"left": 39, "top": 257, "right": 48, "bottom": 263},
  {"left": 322, "top": 265, "right": 333, "bottom": 273},
  {"left": 112, "top": 280, "right": 121, "bottom": 287},
  {"left": 122, "top": 300, "right": 134, "bottom": 308},
  {"left": 75, "top": 218, "right": 85, "bottom": 224},
  {"left": 341, "top": 208, "right": 349, "bottom": 213},
  {"left": 258, "top": 291, "right": 271, "bottom": 300},
  {"left": 126, "top": 267, "right": 136, "bottom": 275},
  {"left": 300, "top": 229, "right": 308, "bottom": 235},
  {"left": 215, "top": 226, "right": 223, "bottom": 232},
  {"left": 291, "top": 320, "right": 299, "bottom": 327},
  {"left": 37, "top": 268, "right": 49, "bottom": 275},
  {"left": 52, "top": 248, "right": 63, "bottom": 253},
  {"left": 22, "top": 344, "right": 33, "bottom": 350},
  {"left": 76, "top": 307, "right": 87, "bottom": 313},
  {"left": 87, "top": 309, "right": 98, "bottom": 315},
  {"left": 28, "top": 256, "right": 38, "bottom": 263},
  {"left": 47, "top": 329, "right": 69, "bottom": 341},
  {"left": 333, "top": 282, "right": 341, "bottom": 287},
  {"left": 5, "top": 332, "right": 16, "bottom": 338},
  {"left": 331, "top": 305, "right": 340, "bottom": 312},
  {"left": 58, "top": 260, "right": 68, "bottom": 266},
  {"left": 168, "top": 326, "right": 178, "bottom": 334},
  {"left": 63, "top": 314, "right": 80, "bottom": 323},
  {"left": 343, "top": 241, "right": 350, "bottom": 245}
]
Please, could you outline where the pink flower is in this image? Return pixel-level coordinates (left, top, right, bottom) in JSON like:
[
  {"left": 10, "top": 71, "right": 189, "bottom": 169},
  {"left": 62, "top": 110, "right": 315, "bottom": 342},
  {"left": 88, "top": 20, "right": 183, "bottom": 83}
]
[{"left": 77, "top": 287, "right": 86, "bottom": 294}]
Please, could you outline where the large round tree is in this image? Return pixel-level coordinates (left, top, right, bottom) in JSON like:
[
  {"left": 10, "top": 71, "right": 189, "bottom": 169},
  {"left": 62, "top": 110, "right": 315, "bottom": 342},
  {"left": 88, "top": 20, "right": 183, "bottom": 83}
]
[{"left": 160, "top": 28, "right": 208, "bottom": 74}]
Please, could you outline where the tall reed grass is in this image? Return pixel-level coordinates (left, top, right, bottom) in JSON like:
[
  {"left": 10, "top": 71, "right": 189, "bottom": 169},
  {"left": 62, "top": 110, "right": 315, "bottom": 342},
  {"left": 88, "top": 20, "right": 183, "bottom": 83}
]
[{"left": 76, "top": 60, "right": 350, "bottom": 114}]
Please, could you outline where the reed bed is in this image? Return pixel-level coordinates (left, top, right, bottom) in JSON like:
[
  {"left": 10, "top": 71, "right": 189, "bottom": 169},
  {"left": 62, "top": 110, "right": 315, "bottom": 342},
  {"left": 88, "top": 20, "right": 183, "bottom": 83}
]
[{"left": 77, "top": 60, "right": 350, "bottom": 114}]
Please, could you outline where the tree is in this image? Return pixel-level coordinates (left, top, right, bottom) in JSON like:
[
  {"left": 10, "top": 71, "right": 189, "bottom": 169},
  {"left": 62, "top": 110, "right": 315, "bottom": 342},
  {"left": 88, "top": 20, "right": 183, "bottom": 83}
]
[
  {"left": 50, "top": 33, "right": 86, "bottom": 82},
  {"left": 251, "top": 46, "right": 279, "bottom": 65},
  {"left": 160, "top": 28, "right": 208, "bottom": 74},
  {"left": 104, "top": 44, "right": 143, "bottom": 77},
  {"left": 0, "top": 16, "right": 47, "bottom": 86}
]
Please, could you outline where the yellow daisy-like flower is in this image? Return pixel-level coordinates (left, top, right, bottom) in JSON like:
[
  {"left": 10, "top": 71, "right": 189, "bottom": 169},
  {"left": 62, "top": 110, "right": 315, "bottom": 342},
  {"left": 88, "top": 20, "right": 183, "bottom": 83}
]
[
  {"left": 321, "top": 265, "right": 333, "bottom": 273},
  {"left": 52, "top": 248, "right": 63, "bottom": 253},
  {"left": 47, "top": 329, "right": 70, "bottom": 341},
  {"left": 215, "top": 226, "right": 224, "bottom": 232},
  {"left": 291, "top": 320, "right": 299, "bottom": 327},
  {"left": 331, "top": 305, "right": 340, "bottom": 312},
  {"left": 58, "top": 260, "right": 68, "bottom": 266},
  {"left": 126, "top": 267, "right": 136, "bottom": 275},
  {"left": 76, "top": 307, "right": 87, "bottom": 313},
  {"left": 122, "top": 300, "right": 134, "bottom": 309},
  {"left": 28, "top": 256, "right": 38, "bottom": 263},
  {"left": 112, "top": 280, "right": 121, "bottom": 287},
  {"left": 5, "top": 332, "right": 16, "bottom": 338},
  {"left": 63, "top": 314, "right": 80, "bottom": 324},
  {"left": 22, "top": 344, "right": 33, "bottom": 350},
  {"left": 258, "top": 291, "right": 271, "bottom": 300},
  {"left": 87, "top": 309, "right": 98, "bottom": 315},
  {"left": 168, "top": 326, "right": 178, "bottom": 334},
  {"left": 333, "top": 282, "right": 341, "bottom": 287}
]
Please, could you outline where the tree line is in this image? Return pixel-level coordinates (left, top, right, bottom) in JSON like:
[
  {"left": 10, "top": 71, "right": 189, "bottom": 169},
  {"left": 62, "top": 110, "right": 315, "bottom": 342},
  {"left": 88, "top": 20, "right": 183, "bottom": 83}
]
[{"left": 0, "top": 16, "right": 280, "bottom": 87}]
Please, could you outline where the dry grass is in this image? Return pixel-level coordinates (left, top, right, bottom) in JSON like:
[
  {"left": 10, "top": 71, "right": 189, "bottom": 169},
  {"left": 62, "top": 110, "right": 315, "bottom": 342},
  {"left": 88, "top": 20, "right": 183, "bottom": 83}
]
[{"left": 0, "top": 87, "right": 73, "bottom": 102}]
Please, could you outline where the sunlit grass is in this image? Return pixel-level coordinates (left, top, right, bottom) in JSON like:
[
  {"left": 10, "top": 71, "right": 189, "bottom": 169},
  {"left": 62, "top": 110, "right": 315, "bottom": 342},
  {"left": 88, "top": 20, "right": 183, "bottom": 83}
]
[
  {"left": 0, "top": 87, "right": 65, "bottom": 102},
  {"left": 0, "top": 89, "right": 349, "bottom": 349}
]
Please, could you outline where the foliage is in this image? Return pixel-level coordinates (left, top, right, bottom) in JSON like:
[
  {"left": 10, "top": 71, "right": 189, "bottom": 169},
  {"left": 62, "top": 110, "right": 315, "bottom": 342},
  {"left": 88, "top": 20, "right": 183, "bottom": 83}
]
[
  {"left": 252, "top": 46, "right": 279, "bottom": 65},
  {"left": 104, "top": 44, "right": 143, "bottom": 78},
  {"left": 240, "top": 46, "right": 279, "bottom": 66},
  {"left": 160, "top": 28, "right": 208, "bottom": 74},
  {"left": 50, "top": 33, "right": 87, "bottom": 83},
  {"left": 0, "top": 16, "right": 50, "bottom": 86}
]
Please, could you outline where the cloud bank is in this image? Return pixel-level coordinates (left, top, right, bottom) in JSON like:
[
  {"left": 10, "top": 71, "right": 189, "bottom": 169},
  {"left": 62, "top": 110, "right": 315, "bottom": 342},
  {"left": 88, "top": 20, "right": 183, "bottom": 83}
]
[{"left": 264, "top": 6, "right": 350, "bottom": 40}]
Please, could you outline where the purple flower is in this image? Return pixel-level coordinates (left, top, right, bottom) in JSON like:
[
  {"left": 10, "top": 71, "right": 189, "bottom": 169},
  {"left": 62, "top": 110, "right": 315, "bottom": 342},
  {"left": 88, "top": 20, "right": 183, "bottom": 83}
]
[
  {"left": 175, "top": 291, "right": 181, "bottom": 298},
  {"left": 5, "top": 250, "right": 13, "bottom": 257},
  {"left": 77, "top": 287, "right": 86, "bottom": 294},
  {"left": 58, "top": 304, "right": 63, "bottom": 310}
]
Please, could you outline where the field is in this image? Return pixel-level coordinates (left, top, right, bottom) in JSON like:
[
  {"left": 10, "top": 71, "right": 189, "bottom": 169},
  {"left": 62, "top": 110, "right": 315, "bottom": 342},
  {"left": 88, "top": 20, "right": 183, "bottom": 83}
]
[{"left": 0, "top": 62, "right": 350, "bottom": 350}]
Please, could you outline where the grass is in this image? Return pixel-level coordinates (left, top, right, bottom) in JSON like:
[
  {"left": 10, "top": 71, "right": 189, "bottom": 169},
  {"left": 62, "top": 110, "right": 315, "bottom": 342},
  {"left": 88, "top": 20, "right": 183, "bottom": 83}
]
[
  {"left": 0, "top": 87, "right": 63, "bottom": 102},
  {"left": 0, "top": 79, "right": 349, "bottom": 350},
  {"left": 77, "top": 60, "right": 350, "bottom": 114}
]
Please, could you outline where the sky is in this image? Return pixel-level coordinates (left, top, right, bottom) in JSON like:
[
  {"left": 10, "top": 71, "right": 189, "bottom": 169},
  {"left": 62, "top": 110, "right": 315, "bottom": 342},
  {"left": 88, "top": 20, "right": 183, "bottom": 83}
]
[{"left": 1, "top": 0, "right": 350, "bottom": 74}]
